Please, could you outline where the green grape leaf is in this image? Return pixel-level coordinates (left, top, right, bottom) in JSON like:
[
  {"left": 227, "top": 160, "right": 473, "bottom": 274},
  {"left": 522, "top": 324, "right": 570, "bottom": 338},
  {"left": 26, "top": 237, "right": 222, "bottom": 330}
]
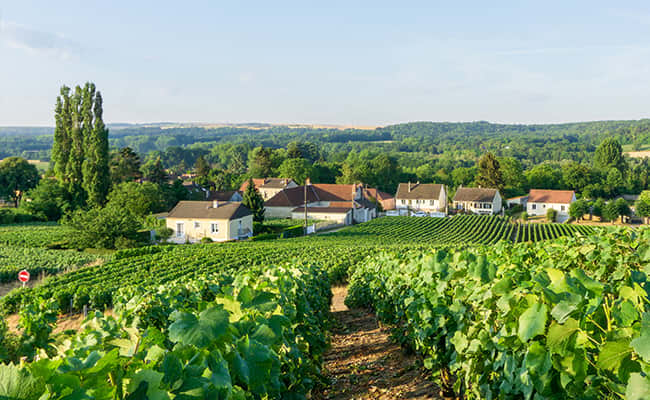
[
  {"left": 631, "top": 313, "right": 650, "bottom": 363},
  {"left": 169, "top": 307, "right": 230, "bottom": 347},
  {"left": 518, "top": 303, "right": 548, "bottom": 342},
  {"left": 547, "top": 318, "right": 580, "bottom": 354},
  {"left": 0, "top": 363, "right": 44, "bottom": 400},
  {"left": 626, "top": 373, "right": 650, "bottom": 400},
  {"left": 597, "top": 339, "right": 632, "bottom": 371}
]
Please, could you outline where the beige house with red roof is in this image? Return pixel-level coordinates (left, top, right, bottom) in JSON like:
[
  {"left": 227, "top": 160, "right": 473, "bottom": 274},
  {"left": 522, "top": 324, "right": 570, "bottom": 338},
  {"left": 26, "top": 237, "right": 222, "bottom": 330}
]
[
  {"left": 166, "top": 201, "right": 253, "bottom": 243},
  {"left": 526, "top": 189, "right": 576, "bottom": 221},
  {"left": 240, "top": 178, "right": 297, "bottom": 200},
  {"left": 265, "top": 182, "right": 377, "bottom": 224},
  {"left": 452, "top": 187, "right": 502, "bottom": 215}
]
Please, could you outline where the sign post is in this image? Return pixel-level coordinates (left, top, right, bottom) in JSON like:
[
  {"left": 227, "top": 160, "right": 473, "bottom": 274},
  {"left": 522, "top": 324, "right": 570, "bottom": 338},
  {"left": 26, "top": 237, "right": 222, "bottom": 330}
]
[{"left": 18, "top": 269, "right": 30, "bottom": 288}]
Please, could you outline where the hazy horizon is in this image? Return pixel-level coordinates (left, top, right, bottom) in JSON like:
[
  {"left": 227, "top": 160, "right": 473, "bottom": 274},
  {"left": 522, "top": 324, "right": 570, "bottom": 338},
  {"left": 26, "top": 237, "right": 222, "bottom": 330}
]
[{"left": 3, "top": 1, "right": 650, "bottom": 126}]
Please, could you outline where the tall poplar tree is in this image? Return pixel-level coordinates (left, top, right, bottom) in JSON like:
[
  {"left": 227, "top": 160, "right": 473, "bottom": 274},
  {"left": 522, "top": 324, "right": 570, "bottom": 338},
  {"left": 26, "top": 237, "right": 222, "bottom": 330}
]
[
  {"left": 52, "top": 86, "right": 72, "bottom": 183},
  {"left": 52, "top": 82, "right": 110, "bottom": 208},
  {"left": 83, "top": 87, "right": 110, "bottom": 206}
]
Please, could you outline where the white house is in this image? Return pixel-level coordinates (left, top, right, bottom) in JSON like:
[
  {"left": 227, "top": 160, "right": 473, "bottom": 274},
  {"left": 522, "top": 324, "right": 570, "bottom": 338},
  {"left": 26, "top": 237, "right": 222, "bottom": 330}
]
[
  {"left": 526, "top": 189, "right": 576, "bottom": 221},
  {"left": 395, "top": 183, "right": 447, "bottom": 213},
  {"left": 506, "top": 195, "right": 528, "bottom": 209},
  {"left": 452, "top": 187, "right": 502, "bottom": 215},
  {"left": 166, "top": 201, "right": 253, "bottom": 243}
]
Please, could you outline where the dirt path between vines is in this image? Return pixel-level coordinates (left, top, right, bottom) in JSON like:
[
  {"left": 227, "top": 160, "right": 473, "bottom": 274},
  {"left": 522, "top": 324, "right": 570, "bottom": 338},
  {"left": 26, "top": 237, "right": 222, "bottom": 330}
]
[{"left": 314, "top": 286, "right": 441, "bottom": 400}]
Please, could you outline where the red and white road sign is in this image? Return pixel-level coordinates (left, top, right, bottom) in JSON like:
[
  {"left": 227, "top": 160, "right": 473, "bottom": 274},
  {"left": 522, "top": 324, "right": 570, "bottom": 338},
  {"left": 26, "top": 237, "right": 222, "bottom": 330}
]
[{"left": 18, "top": 270, "right": 30, "bottom": 283}]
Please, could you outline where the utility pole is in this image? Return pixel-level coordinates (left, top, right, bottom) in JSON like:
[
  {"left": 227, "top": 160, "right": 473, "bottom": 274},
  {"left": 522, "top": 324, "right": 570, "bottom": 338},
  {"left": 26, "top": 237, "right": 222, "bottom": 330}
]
[{"left": 304, "top": 178, "right": 309, "bottom": 235}]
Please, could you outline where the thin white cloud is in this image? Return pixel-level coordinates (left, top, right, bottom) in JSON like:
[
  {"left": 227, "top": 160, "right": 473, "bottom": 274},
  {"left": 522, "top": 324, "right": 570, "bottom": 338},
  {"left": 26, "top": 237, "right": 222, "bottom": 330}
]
[{"left": 0, "top": 20, "right": 83, "bottom": 60}]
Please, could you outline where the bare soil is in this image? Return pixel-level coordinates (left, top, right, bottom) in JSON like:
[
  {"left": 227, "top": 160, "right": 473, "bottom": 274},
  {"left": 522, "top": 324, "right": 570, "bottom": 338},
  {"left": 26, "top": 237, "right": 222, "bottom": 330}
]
[
  {"left": 6, "top": 309, "right": 115, "bottom": 335},
  {"left": 314, "top": 286, "right": 441, "bottom": 400}
]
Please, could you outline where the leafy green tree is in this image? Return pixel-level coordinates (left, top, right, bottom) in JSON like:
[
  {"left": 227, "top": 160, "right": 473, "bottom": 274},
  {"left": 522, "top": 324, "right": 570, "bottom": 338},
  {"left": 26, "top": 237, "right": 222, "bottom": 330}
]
[
  {"left": 592, "top": 198, "right": 606, "bottom": 219},
  {"left": 370, "top": 154, "right": 401, "bottom": 193},
  {"left": 499, "top": 157, "right": 526, "bottom": 196},
  {"left": 635, "top": 191, "right": 650, "bottom": 218},
  {"left": 562, "top": 162, "right": 593, "bottom": 192},
  {"left": 162, "top": 179, "right": 189, "bottom": 209},
  {"left": 277, "top": 158, "right": 313, "bottom": 185},
  {"left": 0, "top": 157, "right": 40, "bottom": 207},
  {"left": 242, "top": 177, "right": 265, "bottom": 223},
  {"left": 63, "top": 204, "right": 143, "bottom": 249},
  {"left": 21, "top": 179, "right": 70, "bottom": 221},
  {"left": 110, "top": 147, "right": 142, "bottom": 184},
  {"left": 526, "top": 163, "right": 562, "bottom": 190},
  {"left": 141, "top": 157, "right": 168, "bottom": 185},
  {"left": 451, "top": 167, "right": 476, "bottom": 188},
  {"left": 476, "top": 152, "right": 504, "bottom": 190},
  {"left": 569, "top": 199, "right": 590, "bottom": 221},
  {"left": 605, "top": 168, "right": 625, "bottom": 197},
  {"left": 106, "top": 181, "right": 167, "bottom": 218},
  {"left": 603, "top": 199, "right": 630, "bottom": 222},
  {"left": 594, "top": 138, "right": 627, "bottom": 173}
]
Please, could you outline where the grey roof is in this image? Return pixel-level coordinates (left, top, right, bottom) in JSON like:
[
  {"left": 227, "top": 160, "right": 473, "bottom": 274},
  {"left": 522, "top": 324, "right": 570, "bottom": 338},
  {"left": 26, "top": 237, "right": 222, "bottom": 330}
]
[
  {"left": 453, "top": 187, "right": 499, "bottom": 202},
  {"left": 206, "top": 190, "right": 241, "bottom": 201},
  {"left": 395, "top": 183, "right": 443, "bottom": 200},
  {"left": 167, "top": 201, "right": 251, "bottom": 220},
  {"left": 261, "top": 178, "right": 295, "bottom": 189}
]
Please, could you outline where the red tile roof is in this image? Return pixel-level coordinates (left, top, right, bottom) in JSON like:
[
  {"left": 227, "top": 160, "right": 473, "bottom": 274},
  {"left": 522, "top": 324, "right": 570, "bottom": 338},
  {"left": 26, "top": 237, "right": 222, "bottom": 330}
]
[
  {"left": 528, "top": 189, "right": 575, "bottom": 204},
  {"left": 264, "top": 186, "right": 319, "bottom": 207},
  {"left": 312, "top": 184, "right": 358, "bottom": 201}
]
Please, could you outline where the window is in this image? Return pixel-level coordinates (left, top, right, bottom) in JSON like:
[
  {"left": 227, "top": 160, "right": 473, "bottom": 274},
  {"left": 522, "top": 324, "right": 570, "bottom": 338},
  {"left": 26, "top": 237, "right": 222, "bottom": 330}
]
[
  {"left": 486, "top": 203, "right": 492, "bottom": 209},
  {"left": 194, "top": 222, "right": 200, "bottom": 229},
  {"left": 561, "top": 205, "right": 565, "bottom": 211},
  {"left": 543, "top": 204, "right": 546, "bottom": 208},
  {"left": 429, "top": 200, "right": 434, "bottom": 205},
  {"left": 176, "top": 223, "right": 184, "bottom": 237},
  {"left": 532, "top": 204, "right": 536, "bottom": 210},
  {"left": 401, "top": 199, "right": 406, "bottom": 205},
  {"left": 210, "top": 223, "right": 219, "bottom": 233}
]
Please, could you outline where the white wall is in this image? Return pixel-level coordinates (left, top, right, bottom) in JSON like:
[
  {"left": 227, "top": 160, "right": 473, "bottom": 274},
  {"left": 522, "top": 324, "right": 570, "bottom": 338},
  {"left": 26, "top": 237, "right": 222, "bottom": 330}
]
[{"left": 527, "top": 202, "right": 571, "bottom": 218}]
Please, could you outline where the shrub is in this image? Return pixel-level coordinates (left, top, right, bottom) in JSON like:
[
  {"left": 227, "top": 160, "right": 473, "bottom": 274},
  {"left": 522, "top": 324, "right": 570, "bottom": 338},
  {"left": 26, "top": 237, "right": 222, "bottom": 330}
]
[
  {"left": 200, "top": 237, "right": 213, "bottom": 243},
  {"left": 546, "top": 208, "right": 557, "bottom": 222},
  {"left": 521, "top": 211, "right": 528, "bottom": 221},
  {"left": 63, "top": 205, "right": 143, "bottom": 249}
]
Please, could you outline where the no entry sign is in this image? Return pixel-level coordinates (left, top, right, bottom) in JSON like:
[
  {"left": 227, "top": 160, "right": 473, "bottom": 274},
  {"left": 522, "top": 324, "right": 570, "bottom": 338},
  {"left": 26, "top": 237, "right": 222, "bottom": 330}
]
[{"left": 18, "top": 269, "right": 30, "bottom": 284}]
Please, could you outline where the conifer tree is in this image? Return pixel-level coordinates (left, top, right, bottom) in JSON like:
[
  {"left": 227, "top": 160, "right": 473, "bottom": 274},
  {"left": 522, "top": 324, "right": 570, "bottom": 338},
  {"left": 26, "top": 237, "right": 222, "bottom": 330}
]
[
  {"left": 242, "top": 177, "right": 265, "bottom": 222},
  {"left": 476, "top": 152, "right": 504, "bottom": 191}
]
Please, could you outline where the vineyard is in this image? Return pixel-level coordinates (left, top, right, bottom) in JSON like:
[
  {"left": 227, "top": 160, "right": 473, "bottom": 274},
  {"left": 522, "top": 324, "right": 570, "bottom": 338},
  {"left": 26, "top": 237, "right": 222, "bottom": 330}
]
[
  {"left": 0, "top": 223, "right": 73, "bottom": 248},
  {"left": 331, "top": 215, "right": 595, "bottom": 244},
  {"left": 0, "top": 246, "right": 101, "bottom": 284},
  {"left": 0, "top": 217, "right": 622, "bottom": 399},
  {"left": 0, "top": 262, "right": 333, "bottom": 399},
  {"left": 347, "top": 228, "right": 650, "bottom": 399}
]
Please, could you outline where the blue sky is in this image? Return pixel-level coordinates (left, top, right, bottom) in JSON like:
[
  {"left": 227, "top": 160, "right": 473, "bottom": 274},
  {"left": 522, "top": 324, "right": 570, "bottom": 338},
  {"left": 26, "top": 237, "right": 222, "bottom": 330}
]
[{"left": 2, "top": 1, "right": 650, "bottom": 126}]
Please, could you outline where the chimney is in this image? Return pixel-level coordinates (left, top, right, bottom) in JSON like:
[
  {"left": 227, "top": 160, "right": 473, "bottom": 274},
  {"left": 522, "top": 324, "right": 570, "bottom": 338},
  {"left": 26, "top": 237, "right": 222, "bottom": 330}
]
[
  {"left": 213, "top": 200, "right": 219, "bottom": 208},
  {"left": 408, "top": 182, "right": 411, "bottom": 192}
]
